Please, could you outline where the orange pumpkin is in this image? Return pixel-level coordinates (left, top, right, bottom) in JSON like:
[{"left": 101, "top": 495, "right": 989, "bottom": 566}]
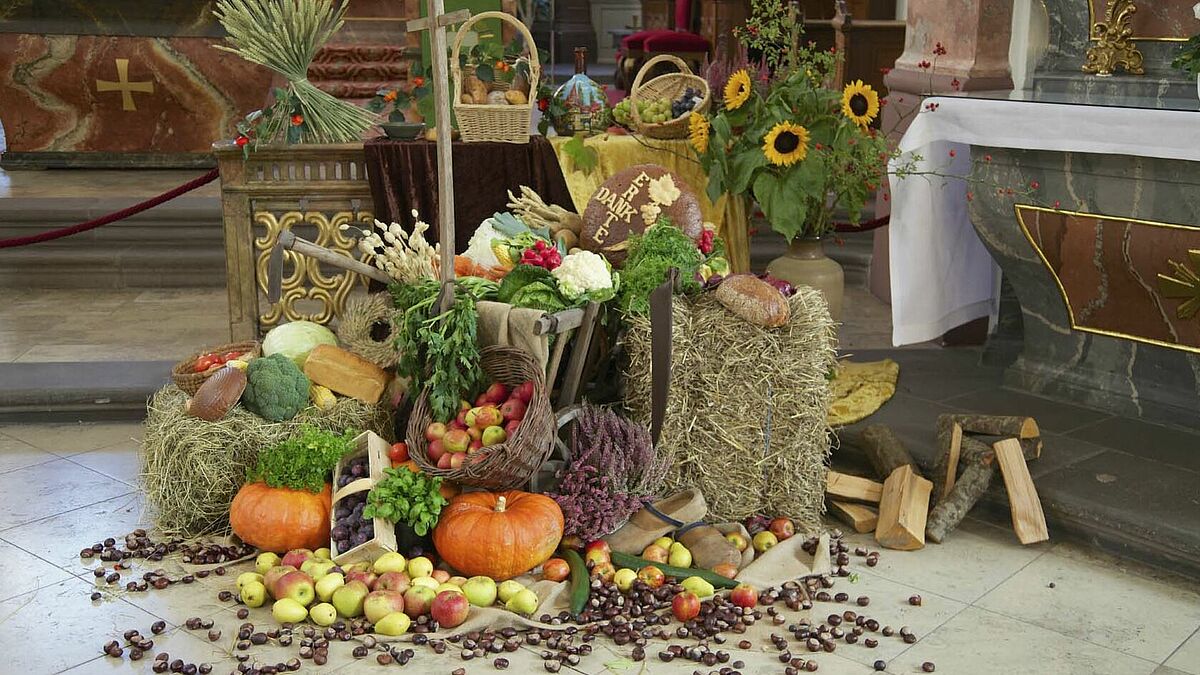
[
  {"left": 230, "top": 482, "right": 331, "bottom": 553},
  {"left": 397, "top": 460, "right": 461, "bottom": 500},
  {"left": 432, "top": 491, "right": 564, "bottom": 580}
]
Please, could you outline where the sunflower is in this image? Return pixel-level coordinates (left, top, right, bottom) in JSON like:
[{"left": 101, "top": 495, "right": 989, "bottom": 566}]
[
  {"left": 841, "top": 80, "right": 880, "bottom": 127},
  {"left": 723, "top": 69, "right": 753, "bottom": 110},
  {"left": 762, "top": 122, "right": 810, "bottom": 166},
  {"left": 688, "top": 113, "right": 710, "bottom": 154}
]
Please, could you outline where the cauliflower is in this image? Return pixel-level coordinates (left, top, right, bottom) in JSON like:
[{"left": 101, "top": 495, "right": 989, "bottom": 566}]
[
  {"left": 241, "top": 354, "right": 310, "bottom": 422},
  {"left": 464, "top": 219, "right": 503, "bottom": 268},
  {"left": 552, "top": 250, "right": 616, "bottom": 302}
]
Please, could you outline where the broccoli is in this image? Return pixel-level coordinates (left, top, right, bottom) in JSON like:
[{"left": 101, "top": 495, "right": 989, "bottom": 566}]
[{"left": 242, "top": 353, "right": 310, "bottom": 421}]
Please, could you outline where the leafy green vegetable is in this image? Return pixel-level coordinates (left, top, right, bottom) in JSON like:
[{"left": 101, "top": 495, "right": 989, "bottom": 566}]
[
  {"left": 242, "top": 353, "right": 310, "bottom": 422},
  {"left": 510, "top": 281, "right": 569, "bottom": 313},
  {"left": 247, "top": 426, "right": 358, "bottom": 492},
  {"left": 364, "top": 466, "right": 449, "bottom": 536},
  {"left": 618, "top": 221, "right": 703, "bottom": 315},
  {"left": 497, "top": 264, "right": 556, "bottom": 303}
]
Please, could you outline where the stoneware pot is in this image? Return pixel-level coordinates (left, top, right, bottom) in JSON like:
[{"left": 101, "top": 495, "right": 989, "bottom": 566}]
[{"left": 766, "top": 237, "right": 844, "bottom": 320}]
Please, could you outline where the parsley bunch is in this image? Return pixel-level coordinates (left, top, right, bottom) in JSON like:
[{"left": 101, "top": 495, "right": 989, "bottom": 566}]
[
  {"left": 247, "top": 426, "right": 358, "bottom": 493},
  {"left": 363, "top": 467, "right": 449, "bottom": 536}
]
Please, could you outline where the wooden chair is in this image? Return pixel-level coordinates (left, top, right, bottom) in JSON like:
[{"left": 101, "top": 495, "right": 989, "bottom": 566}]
[{"left": 617, "top": 0, "right": 711, "bottom": 90}]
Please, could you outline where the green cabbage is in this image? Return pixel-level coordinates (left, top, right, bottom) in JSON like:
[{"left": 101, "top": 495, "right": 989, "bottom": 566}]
[{"left": 262, "top": 320, "right": 338, "bottom": 368}]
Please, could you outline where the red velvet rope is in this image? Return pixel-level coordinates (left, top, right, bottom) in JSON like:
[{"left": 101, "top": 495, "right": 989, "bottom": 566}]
[
  {"left": 0, "top": 168, "right": 220, "bottom": 249},
  {"left": 832, "top": 214, "right": 890, "bottom": 232}
]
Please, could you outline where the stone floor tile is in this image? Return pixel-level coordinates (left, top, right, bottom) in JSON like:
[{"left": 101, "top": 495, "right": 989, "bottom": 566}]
[
  {"left": 0, "top": 538, "right": 74, "bottom": 603},
  {"left": 942, "top": 387, "right": 1111, "bottom": 434},
  {"left": 841, "top": 393, "right": 966, "bottom": 468},
  {"left": 1068, "top": 416, "right": 1200, "bottom": 473},
  {"left": 1026, "top": 432, "right": 1109, "bottom": 479},
  {"left": 0, "top": 431, "right": 57, "bottom": 474},
  {"left": 852, "top": 347, "right": 1003, "bottom": 402},
  {"left": 0, "top": 578, "right": 166, "bottom": 675},
  {"left": 840, "top": 518, "right": 1048, "bottom": 603},
  {"left": 886, "top": 606, "right": 1159, "bottom": 675},
  {"left": 59, "top": 624, "right": 238, "bottom": 675},
  {"left": 1155, "top": 667, "right": 1194, "bottom": 675},
  {"left": 0, "top": 421, "right": 143, "bottom": 456},
  {"left": 1, "top": 492, "right": 148, "bottom": 567},
  {"left": 1164, "top": 628, "right": 1200, "bottom": 675},
  {"left": 68, "top": 445, "right": 142, "bottom": 487},
  {"left": 975, "top": 545, "right": 1200, "bottom": 663},
  {"left": 0, "top": 459, "right": 134, "bottom": 530}
]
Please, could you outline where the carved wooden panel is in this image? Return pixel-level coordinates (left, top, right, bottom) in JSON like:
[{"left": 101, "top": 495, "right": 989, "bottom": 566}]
[{"left": 1088, "top": 0, "right": 1193, "bottom": 41}]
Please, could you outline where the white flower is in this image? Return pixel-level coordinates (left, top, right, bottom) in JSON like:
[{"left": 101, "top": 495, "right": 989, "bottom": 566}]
[
  {"left": 640, "top": 203, "right": 662, "bottom": 226},
  {"left": 647, "top": 174, "right": 681, "bottom": 207},
  {"left": 1194, "top": 2, "right": 1200, "bottom": 20},
  {"left": 551, "top": 250, "right": 614, "bottom": 301}
]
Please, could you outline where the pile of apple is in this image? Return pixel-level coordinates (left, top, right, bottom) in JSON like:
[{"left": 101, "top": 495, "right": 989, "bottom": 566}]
[
  {"left": 237, "top": 548, "right": 542, "bottom": 637},
  {"left": 423, "top": 380, "right": 534, "bottom": 470},
  {"left": 728, "top": 515, "right": 796, "bottom": 557}
]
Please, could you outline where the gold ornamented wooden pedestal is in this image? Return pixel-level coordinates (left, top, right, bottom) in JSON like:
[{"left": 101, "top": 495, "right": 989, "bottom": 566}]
[{"left": 1082, "top": 0, "right": 1145, "bottom": 76}]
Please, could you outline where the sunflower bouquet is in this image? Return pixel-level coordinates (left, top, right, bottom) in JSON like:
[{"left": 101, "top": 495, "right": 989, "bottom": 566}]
[{"left": 688, "top": 4, "right": 895, "bottom": 241}]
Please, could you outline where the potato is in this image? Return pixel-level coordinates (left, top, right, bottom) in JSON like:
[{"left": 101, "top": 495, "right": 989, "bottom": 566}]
[
  {"left": 463, "top": 74, "right": 488, "bottom": 104},
  {"left": 554, "top": 229, "right": 579, "bottom": 250},
  {"left": 487, "top": 90, "right": 508, "bottom": 105},
  {"left": 505, "top": 89, "right": 528, "bottom": 105}
]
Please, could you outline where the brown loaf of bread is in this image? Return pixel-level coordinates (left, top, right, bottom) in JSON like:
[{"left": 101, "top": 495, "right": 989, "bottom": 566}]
[
  {"left": 303, "top": 344, "right": 391, "bottom": 405},
  {"left": 714, "top": 275, "right": 790, "bottom": 328},
  {"left": 185, "top": 366, "right": 247, "bottom": 421}
]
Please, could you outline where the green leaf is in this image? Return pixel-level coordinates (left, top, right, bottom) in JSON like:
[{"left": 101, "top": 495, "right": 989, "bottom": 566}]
[
  {"left": 706, "top": 157, "right": 727, "bottom": 205},
  {"left": 727, "top": 149, "right": 767, "bottom": 195},
  {"left": 475, "top": 63, "right": 495, "bottom": 82},
  {"left": 561, "top": 133, "right": 598, "bottom": 175},
  {"left": 753, "top": 172, "right": 807, "bottom": 242}
]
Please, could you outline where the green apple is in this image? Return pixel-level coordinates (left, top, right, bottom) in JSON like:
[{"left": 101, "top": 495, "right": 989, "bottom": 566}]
[
  {"left": 504, "top": 588, "right": 539, "bottom": 616},
  {"left": 652, "top": 536, "right": 673, "bottom": 550},
  {"left": 436, "top": 582, "right": 464, "bottom": 596},
  {"left": 331, "top": 580, "right": 370, "bottom": 618},
  {"left": 315, "top": 572, "right": 345, "bottom": 603},
  {"left": 613, "top": 568, "right": 638, "bottom": 592},
  {"left": 240, "top": 580, "right": 267, "bottom": 608},
  {"left": 668, "top": 542, "right": 693, "bottom": 568},
  {"left": 272, "top": 597, "right": 309, "bottom": 623},
  {"left": 313, "top": 547, "right": 332, "bottom": 561},
  {"left": 373, "top": 552, "right": 408, "bottom": 575},
  {"left": 752, "top": 530, "right": 778, "bottom": 553},
  {"left": 302, "top": 559, "right": 337, "bottom": 580},
  {"left": 407, "top": 556, "right": 434, "bottom": 579},
  {"left": 461, "top": 576, "right": 498, "bottom": 607},
  {"left": 255, "top": 552, "right": 281, "bottom": 576},
  {"left": 481, "top": 425, "right": 507, "bottom": 446},
  {"left": 680, "top": 576, "right": 715, "bottom": 598},
  {"left": 497, "top": 579, "right": 525, "bottom": 603},
  {"left": 236, "top": 572, "right": 264, "bottom": 592},
  {"left": 411, "top": 576, "right": 439, "bottom": 591},
  {"left": 309, "top": 602, "right": 337, "bottom": 627},
  {"left": 374, "top": 612, "right": 412, "bottom": 636}
]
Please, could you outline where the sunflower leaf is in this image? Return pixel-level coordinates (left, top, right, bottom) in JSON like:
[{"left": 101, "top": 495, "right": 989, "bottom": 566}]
[{"left": 728, "top": 149, "right": 767, "bottom": 195}]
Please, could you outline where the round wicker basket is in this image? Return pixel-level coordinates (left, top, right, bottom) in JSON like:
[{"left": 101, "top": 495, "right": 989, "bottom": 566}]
[
  {"left": 629, "top": 54, "right": 711, "bottom": 140},
  {"left": 406, "top": 345, "right": 554, "bottom": 490},
  {"left": 452, "top": 12, "right": 540, "bottom": 144},
  {"left": 170, "top": 341, "right": 260, "bottom": 395}
]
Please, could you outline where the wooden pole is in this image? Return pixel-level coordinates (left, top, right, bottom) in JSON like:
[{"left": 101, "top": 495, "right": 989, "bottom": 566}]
[{"left": 425, "top": 0, "right": 457, "bottom": 312}]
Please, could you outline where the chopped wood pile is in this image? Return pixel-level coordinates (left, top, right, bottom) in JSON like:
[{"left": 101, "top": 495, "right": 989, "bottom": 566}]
[{"left": 829, "top": 415, "right": 1048, "bottom": 550}]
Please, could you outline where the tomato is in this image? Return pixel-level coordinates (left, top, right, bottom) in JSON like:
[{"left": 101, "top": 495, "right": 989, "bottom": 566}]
[
  {"left": 221, "top": 351, "right": 241, "bottom": 363},
  {"left": 193, "top": 354, "right": 218, "bottom": 372},
  {"left": 388, "top": 442, "right": 409, "bottom": 464}
]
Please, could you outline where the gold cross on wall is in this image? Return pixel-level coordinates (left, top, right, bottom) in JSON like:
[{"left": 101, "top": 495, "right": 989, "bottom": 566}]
[{"left": 96, "top": 58, "right": 155, "bottom": 111}]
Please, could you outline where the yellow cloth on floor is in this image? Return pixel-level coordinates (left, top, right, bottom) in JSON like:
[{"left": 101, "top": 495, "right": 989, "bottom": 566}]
[
  {"left": 476, "top": 301, "right": 550, "bottom": 370},
  {"left": 549, "top": 134, "right": 750, "bottom": 273},
  {"left": 827, "top": 359, "right": 900, "bottom": 427}
]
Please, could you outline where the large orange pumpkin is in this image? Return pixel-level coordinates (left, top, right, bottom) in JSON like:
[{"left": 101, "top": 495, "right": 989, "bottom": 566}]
[
  {"left": 230, "top": 482, "right": 331, "bottom": 553},
  {"left": 432, "top": 491, "right": 563, "bottom": 580}
]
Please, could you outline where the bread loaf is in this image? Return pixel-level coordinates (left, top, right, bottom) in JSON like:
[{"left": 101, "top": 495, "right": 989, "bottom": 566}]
[
  {"left": 714, "top": 275, "right": 790, "bottom": 328},
  {"left": 186, "top": 366, "right": 247, "bottom": 421},
  {"left": 303, "top": 344, "right": 391, "bottom": 404}
]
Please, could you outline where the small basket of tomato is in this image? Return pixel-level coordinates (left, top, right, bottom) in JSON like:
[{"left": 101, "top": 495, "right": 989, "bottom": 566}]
[{"left": 170, "top": 340, "right": 261, "bottom": 395}]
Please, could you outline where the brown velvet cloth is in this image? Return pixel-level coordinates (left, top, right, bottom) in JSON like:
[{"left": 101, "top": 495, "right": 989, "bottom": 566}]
[{"left": 364, "top": 136, "right": 575, "bottom": 253}]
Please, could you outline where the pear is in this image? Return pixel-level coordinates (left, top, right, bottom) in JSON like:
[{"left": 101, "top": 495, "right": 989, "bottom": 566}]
[
  {"left": 497, "top": 579, "right": 525, "bottom": 603},
  {"left": 272, "top": 598, "right": 309, "bottom": 623},
  {"left": 505, "top": 588, "right": 539, "bottom": 616},
  {"left": 309, "top": 602, "right": 337, "bottom": 626},
  {"left": 315, "top": 572, "right": 345, "bottom": 603},
  {"left": 680, "top": 576, "right": 715, "bottom": 598},
  {"left": 374, "top": 612, "right": 412, "bottom": 636},
  {"left": 236, "top": 572, "right": 264, "bottom": 592},
  {"left": 240, "top": 580, "right": 267, "bottom": 608},
  {"left": 372, "top": 552, "right": 408, "bottom": 575},
  {"left": 255, "top": 552, "right": 281, "bottom": 576},
  {"left": 668, "top": 542, "right": 693, "bottom": 568}
]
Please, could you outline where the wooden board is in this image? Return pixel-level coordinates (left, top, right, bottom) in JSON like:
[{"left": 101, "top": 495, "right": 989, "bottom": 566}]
[
  {"left": 942, "top": 421, "right": 963, "bottom": 499},
  {"left": 829, "top": 500, "right": 879, "bottom": 533},
  {"left": 826, "top": 470, "right": 884, "bottom": 504},
  {"left": 994, "top": 438, "right": 1049, "bottom": 545},
  {"left": 874, "top": 465, "right": 933, "bottom": 551}
]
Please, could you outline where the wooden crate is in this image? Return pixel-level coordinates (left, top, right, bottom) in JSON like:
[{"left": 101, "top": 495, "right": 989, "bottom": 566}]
[{"left": 330, "top": 431, "right": 399, "bottom": 565}]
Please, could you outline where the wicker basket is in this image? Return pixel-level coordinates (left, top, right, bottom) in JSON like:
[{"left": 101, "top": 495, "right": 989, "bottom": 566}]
[
  {"left": 406, "top": 345, "right": 554, "bottom": 490},
  {"left": 170, "top": 341, "right": 260, "bottom": 395},
  {"left": 452, "top": 11, "right": 539, "bottom": 143},
  {"left": 629, "top": 54, "right": 711, "bottom": 140}
]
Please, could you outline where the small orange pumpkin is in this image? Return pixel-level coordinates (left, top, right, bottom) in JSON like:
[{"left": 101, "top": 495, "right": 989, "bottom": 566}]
[
  {"left": 230, "top": 482, "right": 331, "bottom": 553},
  {"left": 432, "top": 491, "right": 564, "bottom": 580}
]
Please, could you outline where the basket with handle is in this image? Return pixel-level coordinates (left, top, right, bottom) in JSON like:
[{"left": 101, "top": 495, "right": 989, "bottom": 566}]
[
  {"left": 629, "top": 54, "right": 711, "bottom": 140},
  {"left": 406, "top": 345, "right": 555, "bottom": 490},
  {"left": 170, "top": 341, "right": 261, "bottom": 395},
  {"left": 452, "top": 11, "right": 540, "bottom": 143}
]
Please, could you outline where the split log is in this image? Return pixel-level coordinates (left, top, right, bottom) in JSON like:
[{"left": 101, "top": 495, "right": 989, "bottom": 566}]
[
  {"left": 874, "top": 465, "right": 932, "bottom": 551},
  {"left": 942, "top": 421, "right": 963, "bottom": 499},
  {"left": 826, "top": 470, "right": 883, "bottom": 504},
  {"left": 945, "top": 414, "right": 1040, "bottom": 443},
  {"left": 926, "top": 436, "right": 995, "bottom": 544},
  {"left": 994, "top": 438, "right": 1049, "bottom": 544},
  {"left": 933, "top": 415, "right": 1043, "bottom": 501},
  {"left": 828, "top": 500, "right": 879, "bottom": 534},
  {"left": 860, "top": 425, "right": 924, "bottom": 480}
]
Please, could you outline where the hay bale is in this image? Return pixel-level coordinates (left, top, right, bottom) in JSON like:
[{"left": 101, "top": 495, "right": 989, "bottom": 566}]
[
  {"left": 623, "top": 288, "right": 836, "bottom": 531},
  {"left": 141, "top": 385, "right": 394, "bottom": 537}
]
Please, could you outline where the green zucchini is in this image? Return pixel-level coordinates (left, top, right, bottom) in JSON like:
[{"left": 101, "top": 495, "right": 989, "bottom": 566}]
[
  {"left": 610, "top": 551, "right": 739, "bottom": 589},
  {"left": 562, "top": 548, "right": 590, "bottom": 616}
]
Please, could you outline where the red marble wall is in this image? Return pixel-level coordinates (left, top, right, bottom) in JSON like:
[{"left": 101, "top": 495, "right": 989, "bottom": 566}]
[{"left": 1091, "top": 0, "right": 1197, "bottom": 40}]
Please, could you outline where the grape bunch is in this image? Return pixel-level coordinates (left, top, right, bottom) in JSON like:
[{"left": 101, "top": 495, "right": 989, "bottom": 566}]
[
  {"left": 331, "top": 456, "right": 374, "bottom": 554},
  {"left": 671, "top": 87, "right": 702, "bottom": 118}
]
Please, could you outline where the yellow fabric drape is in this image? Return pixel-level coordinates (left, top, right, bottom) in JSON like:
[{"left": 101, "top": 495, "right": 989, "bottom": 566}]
[
  {"left": 549, "top": 134, "right": 750, "bottom": 273},
  {"left": 827, "top": 359, "right": 900, "bottom": 427}
]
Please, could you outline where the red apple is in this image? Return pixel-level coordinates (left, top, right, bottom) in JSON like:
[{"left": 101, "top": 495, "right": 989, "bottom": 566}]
[
  {"left": 590, "top": 561, "right": 615, "bottom": 582},
  {"left": 542, "top": 558, "right": 570, "bottom": 582},
  {"left": 475, "top": 393, "right": 491, "bottom": 407},
  {"left": 584, "top": 541, "right": 611, "bottom": 557},
  {"left": 427, "top": 439, "right": 447, "bottom": 463},
  {"left": 672, "top": 591, "right": 701, "bottom": 621},
  {"left": 504, "top": 420, "right": 521, "bottom": 438},
  {"left": 712, "top": 562, "right": 739, "bottom": 579},
  {"left": 375, "top": 571, "right": 411, "bottom": 593},
  {"left": 436, "top": 453, "right": 453, "bottom": 469},
  {"left": 455, "top": 409, "right": 469, "bottom": 427},
  {"left": 467, "top": 440, "right": 483, "bottom": 453},
  {"left": 513, "top": 381, "right": 534, "bottom": 404},
  {"left": 730, "top": 584, "right": 757, "bottom": 608},
  {"left": 363, "top": 589, "right": 407, "bottom": 623},
  {"left": 449, "top": 452, "right": 467, "bottom": 469},
  {"left": 443, "top": 429, "right": 470, "bottom": 454},
  {"left": 431, "top": 569, "right": 451, "bottom": 583},
  {"left": 641, "top": 544, "right": 669, "bottom": 564},
  {"left": 499, "top": 398, "right": 526, "bottom": 422},
  {"left": 281, "top": 549, "right": 313, "bottom": 569},
  {"left": 388, "top": 442, "right": 409, "bottom": 464},
  {"left": 403, "top": 585, "right": 436, "bottom": 617},
  {"left": 768, "top": 517, "right": 795, "bottom": 541},
  {"left": 636, "top": 565, "right": 665, "bottom": 588},
  {"left": 584, "top": 548, "right": 611, "bottom": 568},
  {"left": 449, "top": 419, "right": 468, "bottom": 432},
  {"left": 459, "top": 399, "right": 472, "bottom": 411},
  {"left": 467, "top": 426, "right": 483, "bottom": 442},
  {"left": 345, "top": 569, "right": 379, "bottom": 591},
  {"left": 430, "top": 590, "right": 470, "bottom": 628},
  {"left": 466, "top": 406, "right": 502, "bottom": 429},
  {"left": 483, "top": 382, "right": 510, "bottom": 405},
  {"left": 425, "top": 422, "right": 447, "bottom": 441}
]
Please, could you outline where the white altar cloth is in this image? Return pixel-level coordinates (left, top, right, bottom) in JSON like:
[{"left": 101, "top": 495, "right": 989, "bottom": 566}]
[{"left": 887, "top": 95, "right": 1200, "bottom": 346}]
